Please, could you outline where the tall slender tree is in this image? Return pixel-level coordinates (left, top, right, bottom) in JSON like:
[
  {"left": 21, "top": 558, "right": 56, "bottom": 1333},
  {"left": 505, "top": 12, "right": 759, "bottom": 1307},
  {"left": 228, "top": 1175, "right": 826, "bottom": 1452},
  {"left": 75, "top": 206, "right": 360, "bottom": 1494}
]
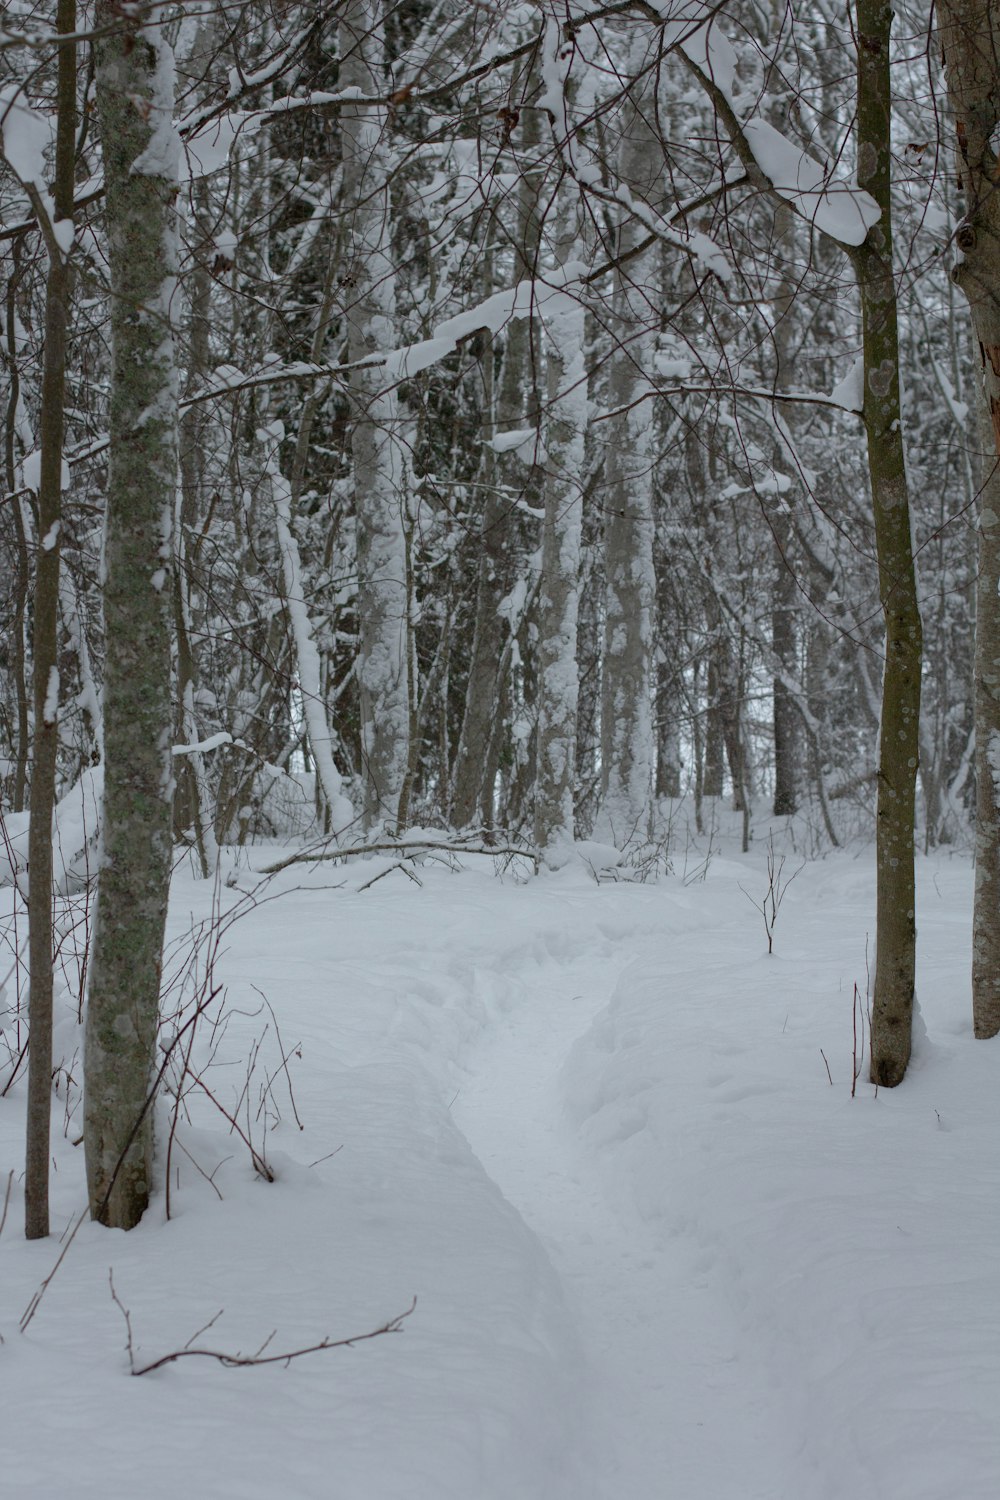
[
  {"left": 340, "top": 0, "right": 410, "bottom": 832},
  {"left": 594, "top": 32, "right": 660, "bottom": 848},
  {"left": 936, "top": 0, "right": 1000, "bottom": 1040},
  {"left": 83, "top": 2, "right": 180, "bottom": 1228},
  {"left": 6, "top": 0, "right": 78, "bottom": 1240}
]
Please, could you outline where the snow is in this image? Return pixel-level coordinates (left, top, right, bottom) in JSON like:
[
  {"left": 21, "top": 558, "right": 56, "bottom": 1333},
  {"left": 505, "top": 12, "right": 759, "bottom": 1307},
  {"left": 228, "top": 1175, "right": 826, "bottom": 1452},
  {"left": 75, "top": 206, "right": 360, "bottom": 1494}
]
[
  {"left": 131, "top": 28, "right": 181, "bottom": 184},
  {"left": 830, "top": 354, "right": 866, "bottom": 413},
  {"left": 182, "top": 112, "right": 247, "bottom": 182},
  {"left": 42, "top": 663, "right": 59, "bottom": 725},
  {"left": 171, "top": 730, "right": 236, "bottom": 756},
  {"left": 0, "top": 764, "right": 102, "bottom": 893},
  {"left": 0, "top": 81, "right": 52, "bottom": 187},
  {"left": 483, "top": 427, "right": 543, "bottom": 459},
  {"left": 1, "top": 825, "right": 997, "bottom": 1498},
  {"left": 17, "top": 450, "right": 70, "bottom": 496},
  {"left": 682, "top": 17, "right": 738, "bottom": 97}
]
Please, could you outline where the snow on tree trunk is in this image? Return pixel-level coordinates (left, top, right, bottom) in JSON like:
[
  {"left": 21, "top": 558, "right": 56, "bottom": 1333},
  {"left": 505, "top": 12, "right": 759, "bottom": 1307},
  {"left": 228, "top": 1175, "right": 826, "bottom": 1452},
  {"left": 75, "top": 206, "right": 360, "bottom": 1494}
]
[
  {"left": 83, "top": 8, "right": 179, "bottom": 1229},
  {"left": 593, "top": 46, "right": 659, "bottom": 850},
  {"left": 937, "top": 0, "right": 1000, "bottom": 1038},
  {"left": 266, "top": 425, "right": 354, "bottom": 832},
  {"left": 340, "top": 0, "right": 409, "bottom": 833},
  {"left": 533, "top": 213, "right": 585, "bottom": 855},
  {"left": 451, "top": 89, "right": 541, "bottom": 833}
]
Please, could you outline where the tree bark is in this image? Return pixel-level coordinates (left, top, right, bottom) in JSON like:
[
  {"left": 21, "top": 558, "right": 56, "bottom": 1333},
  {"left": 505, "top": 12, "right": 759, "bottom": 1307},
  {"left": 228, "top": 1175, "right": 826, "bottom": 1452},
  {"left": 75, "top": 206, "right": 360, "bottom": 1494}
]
[
  {"left": 853, "top": 0, "right": 923, "bottom": 1086},
  {"left": 937, "top": 0, "right": 1000, "bottom": 1038},
  {"left": 682, "top": 0, "right": 923, "bottom": 1083},
  {"left": 84, "top": 6, "right": 179, "bottom": 1229}
]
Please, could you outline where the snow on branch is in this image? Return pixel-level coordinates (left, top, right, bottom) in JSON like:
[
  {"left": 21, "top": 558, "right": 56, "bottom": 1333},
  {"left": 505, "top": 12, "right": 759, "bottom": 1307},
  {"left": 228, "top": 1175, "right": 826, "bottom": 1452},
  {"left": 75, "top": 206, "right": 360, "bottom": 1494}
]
[
  {"left": 679, "top": 34, "right": 880, "bottom": 250},
  {"left": 740, "top": 119, "right": 880, "bottom": 247},
  {"left": 258, "top": 836, "right": 538, "bottom": 876}
]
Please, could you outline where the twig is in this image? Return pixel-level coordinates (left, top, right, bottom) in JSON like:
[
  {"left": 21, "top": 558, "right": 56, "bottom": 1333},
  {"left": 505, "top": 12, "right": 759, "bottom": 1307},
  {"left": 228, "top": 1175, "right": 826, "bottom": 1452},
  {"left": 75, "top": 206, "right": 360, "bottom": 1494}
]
[
  {"left": 109, "top": 1270, "right": 417, "bottom": 1376},
  {"left": 171, "top": 1137, "right": 227, "bottom": 1202},
  {"left": 20, "top": 1205, "right": 89, "bottom": 1333},
  {"left": 190, "top": 1074, "right": 275, "bottom": 1181},
  {"left": 306, "top": 1145, "right": 343, "bottom": 1168},
  {"left": 183, "top": 1306, "right": 225, "bottom": 1349},
  {"left": 254, "top": 990, "right": 304, "bottom": 1132},
  {"left": 820, "top": 1048, "right": 834, "bottom": 1086},
  {"left": 357, "top": 860, "right": 424, "bottom": 892}
]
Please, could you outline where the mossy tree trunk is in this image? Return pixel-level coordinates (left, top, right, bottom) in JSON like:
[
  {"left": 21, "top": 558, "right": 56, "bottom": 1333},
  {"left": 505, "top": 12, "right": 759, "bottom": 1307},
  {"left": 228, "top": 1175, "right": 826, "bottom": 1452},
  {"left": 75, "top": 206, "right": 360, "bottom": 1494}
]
[
  {"left": 83, "top": 5, "right": 179, "bottom": 1229},
  {"left": 851, "top": 0, "right": 923, "bottom": 1086}
]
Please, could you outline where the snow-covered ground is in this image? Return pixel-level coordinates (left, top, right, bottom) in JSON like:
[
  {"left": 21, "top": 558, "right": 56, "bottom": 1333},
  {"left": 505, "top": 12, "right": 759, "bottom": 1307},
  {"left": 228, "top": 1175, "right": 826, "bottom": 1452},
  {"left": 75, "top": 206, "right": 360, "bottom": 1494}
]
[{"left": 1, "top": 821, "right": 997, "bottom": 1499}]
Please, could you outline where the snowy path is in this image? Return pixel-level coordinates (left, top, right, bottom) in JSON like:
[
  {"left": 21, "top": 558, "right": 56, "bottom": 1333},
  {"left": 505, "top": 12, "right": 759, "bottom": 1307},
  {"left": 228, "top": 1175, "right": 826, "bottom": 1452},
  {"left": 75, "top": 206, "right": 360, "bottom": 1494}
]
[{"left": 452, "top": 939, "right": 799, "bottom": 1499}]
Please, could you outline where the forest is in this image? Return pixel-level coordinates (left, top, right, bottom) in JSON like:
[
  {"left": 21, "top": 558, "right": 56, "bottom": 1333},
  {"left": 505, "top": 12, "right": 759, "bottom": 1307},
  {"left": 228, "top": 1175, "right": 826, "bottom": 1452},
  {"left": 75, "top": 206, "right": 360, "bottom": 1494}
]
[{"left": 1, "top": 3, "right": 998, "bottom": 1495}]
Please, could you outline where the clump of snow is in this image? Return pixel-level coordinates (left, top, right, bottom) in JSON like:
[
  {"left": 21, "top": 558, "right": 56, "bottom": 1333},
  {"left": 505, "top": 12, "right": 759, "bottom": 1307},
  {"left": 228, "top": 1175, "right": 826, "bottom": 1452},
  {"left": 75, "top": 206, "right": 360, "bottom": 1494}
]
[
  {"left": 0, "top": 81, "right": 52, "bottom": 187},
  {"left": 484, "top": 427, "right": 542, "bottom": 457},
  {"left": 830, "top": 354, "right": 866, "bottom": 412}
]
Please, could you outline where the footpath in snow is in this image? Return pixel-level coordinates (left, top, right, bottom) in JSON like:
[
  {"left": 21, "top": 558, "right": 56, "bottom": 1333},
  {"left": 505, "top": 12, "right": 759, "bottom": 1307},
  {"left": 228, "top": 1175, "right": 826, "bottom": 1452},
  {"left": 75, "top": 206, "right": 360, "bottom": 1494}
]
[{"left": 1, "top": 832, "right": 998, "bottom": 1499}]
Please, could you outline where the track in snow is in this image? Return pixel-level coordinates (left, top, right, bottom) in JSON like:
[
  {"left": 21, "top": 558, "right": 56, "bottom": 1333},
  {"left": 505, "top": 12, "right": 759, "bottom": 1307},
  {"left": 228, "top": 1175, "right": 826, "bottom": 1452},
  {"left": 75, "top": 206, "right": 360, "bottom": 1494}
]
[{"left": 452, "top": 945, "right": 797, "bottom": 1499}]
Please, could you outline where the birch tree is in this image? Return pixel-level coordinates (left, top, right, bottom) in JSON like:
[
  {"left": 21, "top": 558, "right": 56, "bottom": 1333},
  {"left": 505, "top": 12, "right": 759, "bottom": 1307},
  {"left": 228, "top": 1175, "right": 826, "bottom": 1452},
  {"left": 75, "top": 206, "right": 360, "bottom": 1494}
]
[
  {"left": 340, "top": 0, "right": 410, "bottom": 832},
  {"left": 593, "top": 34, "right": 660, "bottom": 849},
  {"left": 533, "top": 33, "right": 587, "bottom": 853},
  {"left": 83, "top": 3, "right": 179, "bottom": 1229}
]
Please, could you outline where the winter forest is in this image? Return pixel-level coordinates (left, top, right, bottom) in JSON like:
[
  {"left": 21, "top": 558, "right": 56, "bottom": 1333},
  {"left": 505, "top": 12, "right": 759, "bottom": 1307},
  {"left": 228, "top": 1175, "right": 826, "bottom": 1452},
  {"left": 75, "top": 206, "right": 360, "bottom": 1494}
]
[{"left": 1, "top": 2, "right": 999, "bottom": 1496}]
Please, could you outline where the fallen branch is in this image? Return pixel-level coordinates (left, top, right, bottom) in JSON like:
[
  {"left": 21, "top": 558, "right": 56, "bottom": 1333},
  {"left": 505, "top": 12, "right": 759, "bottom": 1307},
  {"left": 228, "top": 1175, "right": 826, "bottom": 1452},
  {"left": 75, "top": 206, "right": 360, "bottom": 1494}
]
[
  {"left": 259, "top": 838, "right": 537, "bottom": 876},
  {"left": 109, "top": 1271, "right": 416, "bottom": 1375}
]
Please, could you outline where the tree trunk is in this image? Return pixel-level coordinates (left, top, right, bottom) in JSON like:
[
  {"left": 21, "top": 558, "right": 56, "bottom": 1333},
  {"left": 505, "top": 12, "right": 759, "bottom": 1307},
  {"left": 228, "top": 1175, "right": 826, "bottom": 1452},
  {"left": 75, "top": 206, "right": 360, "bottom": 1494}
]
[
  {"left": 853, "top": 0, "right": 923, "bottom": 1086},
  {"left": 341, "top": 0, "right": 410, "bottom": 833},
  {"left": 534, "top": 177, "right": 585, "bottom": 854},
  {"left": 682, "top": 0, "right": 923, "bottom": 1083},
  {"left": 937, "top": 0, "right": 1000, "bottom": 1038},
  {"left": 2, "top": 245, "right": 31, "bottom": 813},
  {"left": 703, "top": 654, "right": 725, "bottom": 798},
  {"left": 451, "top": 84, "right": 541, "bottom": 832},
  {"left": 22, "top": 0, "right": 76, "bottom": 1240},
  {"left": 84, "top": 7, "right": 179, "bottom": 1229},
  {"left": 594, "top": 38, "right": 658, "bottom": 848}
]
